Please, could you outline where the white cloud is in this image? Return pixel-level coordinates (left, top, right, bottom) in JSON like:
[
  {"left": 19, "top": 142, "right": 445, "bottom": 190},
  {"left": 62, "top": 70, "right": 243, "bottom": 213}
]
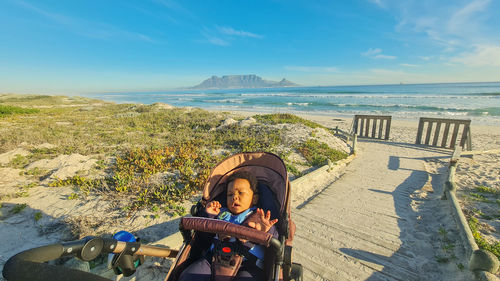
[
  {"left": 285, "top": 66, "right": 338, "bottom": 72},
  {"left": 201, "top": 26, "right": 262, "bottom": 46},
  {"left": 419, "top": 56, "right": 431, "bottom": 61},
  {"left": 361, "top": 48, "right": 381, "bottom": 56},
  {"left": 451, "top": 45, "right": 500, "bottom": 66},
  {"left": 374, "top": 54, "right": 396, "bottom": 59},
  {"left": 206, "top": 36, "right": 229, "bottom": 46},
  {"left": 393, "top": 0, "right": 494, "bottom": 52},
  {"left": 447, "top": 0, "right": 491, "bottom": 34},
  {"left": 361, "top": 48, "right": 396, "bottom": 59},
  {"left": 400, "top": 63, "right": 419, "bottom": 67},
  {"left": 367, "top": 0, "right": 384, "bottom": 8},
  {"left": 370, "top": 68, "right": 407, "bottom": 75},
  {"left": 217, "top": 26, "right": 263, "bottom": 39}
]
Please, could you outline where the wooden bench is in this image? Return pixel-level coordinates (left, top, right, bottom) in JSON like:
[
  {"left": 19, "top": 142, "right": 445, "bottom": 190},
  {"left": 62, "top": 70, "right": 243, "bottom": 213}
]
[
  {"left": 352, "top": 115, "right": 391, "bottom": 140},
  {"left": 416, "top": 117, "right": 472, "bottom": 150}
]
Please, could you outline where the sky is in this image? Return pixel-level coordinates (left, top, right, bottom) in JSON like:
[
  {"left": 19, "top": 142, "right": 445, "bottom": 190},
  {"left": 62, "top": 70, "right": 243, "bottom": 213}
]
[{"left": 1, "top": 0, "right": 500, "bottom": 93}]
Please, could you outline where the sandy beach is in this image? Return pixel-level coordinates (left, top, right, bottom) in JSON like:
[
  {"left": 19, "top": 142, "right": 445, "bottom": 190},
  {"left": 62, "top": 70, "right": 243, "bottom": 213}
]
[{"left": 1, "top": 101, "right": 499, "bottom": 280}]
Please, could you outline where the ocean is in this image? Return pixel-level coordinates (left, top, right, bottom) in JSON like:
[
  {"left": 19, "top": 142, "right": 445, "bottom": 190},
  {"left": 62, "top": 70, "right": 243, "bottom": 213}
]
[{"left": 83, "top": 82, "right": 500, "bottom": 125}]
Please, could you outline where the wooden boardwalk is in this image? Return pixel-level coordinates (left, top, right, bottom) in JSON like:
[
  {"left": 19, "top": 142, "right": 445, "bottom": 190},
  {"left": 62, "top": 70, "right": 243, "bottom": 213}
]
[{"left": 292, "top": 140, "right": 474, "bottom": 281}]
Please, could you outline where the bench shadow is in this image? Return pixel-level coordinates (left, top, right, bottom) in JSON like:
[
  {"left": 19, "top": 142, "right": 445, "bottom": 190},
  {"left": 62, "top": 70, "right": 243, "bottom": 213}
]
[{"left": 358, "top": 138, "right": 454, "bottom": 155}]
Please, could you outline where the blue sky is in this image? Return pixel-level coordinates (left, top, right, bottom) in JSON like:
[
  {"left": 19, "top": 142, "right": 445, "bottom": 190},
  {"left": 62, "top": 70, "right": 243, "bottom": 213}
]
[{"left": 1, "top": 0, "right": 499, "bottom": 93}]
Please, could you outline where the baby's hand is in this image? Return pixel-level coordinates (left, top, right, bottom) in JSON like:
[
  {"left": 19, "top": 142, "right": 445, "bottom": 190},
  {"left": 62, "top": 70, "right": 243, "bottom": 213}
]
[
  {"left": 246, "top": 208, "right": 278, "bottom": 233},
  {"left": 205, "top": 201, "right": 221, "bottom": 216}
]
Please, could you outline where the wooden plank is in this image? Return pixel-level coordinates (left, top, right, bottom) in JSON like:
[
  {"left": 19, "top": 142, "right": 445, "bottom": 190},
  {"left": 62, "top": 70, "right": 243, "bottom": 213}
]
[
  {"left": 365, "top": 118, "right": 371, "bottom": 137},
  {"left": 424, "top": 121, "right": 433, "bottom": 145},
  {"left": 461, "top": 148, "right": 500, "bottom": 156},
  {"left": 359, "top": 118, "right": 364, "bottom": 136},
  {"left": 459, "top": 124, "right": 469, "bottom": 148},
  {"left": 353, "top": 114, "right": 390, "bottom": 119},
  {"left": 378, "top": 119, "right": 384, "bottom": 139},
  {"left": 450, "top": 146, "right": 462, "bottom": 163},
  {"left": 467, "top": 128, "right": 472, "bottom": 151},
  {"left": 385, "top": 117, "right": 391, "bottom": 140},
  {"left": 419, "top": 117, "right": 471, "bottom": 124},
  {"left": 432, "top": 122, "right": 442, "bottom": 146},
  {"left": 416, "top": 118, "right": 424, "bottom": 144},
  {"left": 353, "top": 116, "right": 359, "bottom": 135},
  {"left": 450, "top": 123, "right": 460, "bottom": 149},
  {"left": 371, "top": 118, "right": 377, "bottom": 138},
  {"left": 441, "top": 122, "right": 451, "bottom": 147}
]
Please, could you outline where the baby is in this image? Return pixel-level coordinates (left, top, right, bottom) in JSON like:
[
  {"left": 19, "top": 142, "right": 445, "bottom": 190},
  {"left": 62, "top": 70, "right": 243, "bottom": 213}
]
[{"left": 179, "top": 171, "right": 278, "bottom": 281}]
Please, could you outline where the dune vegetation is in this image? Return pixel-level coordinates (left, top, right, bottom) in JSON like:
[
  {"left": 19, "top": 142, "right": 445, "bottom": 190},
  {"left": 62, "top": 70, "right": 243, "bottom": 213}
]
[{"left": 0, "top": 94, "right": 348, "bottom": 213}]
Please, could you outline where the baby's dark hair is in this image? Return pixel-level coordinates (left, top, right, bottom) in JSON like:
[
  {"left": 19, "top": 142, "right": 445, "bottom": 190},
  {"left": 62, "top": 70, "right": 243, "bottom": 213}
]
[{"left": 226, "top": 170, "right": 258, "bottom": 193}]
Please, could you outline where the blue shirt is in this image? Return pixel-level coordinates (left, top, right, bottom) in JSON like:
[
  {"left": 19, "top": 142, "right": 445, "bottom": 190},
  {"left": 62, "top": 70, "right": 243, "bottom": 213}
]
[{"left": 214, "top": 207, "right": 265, "bottom": 262}]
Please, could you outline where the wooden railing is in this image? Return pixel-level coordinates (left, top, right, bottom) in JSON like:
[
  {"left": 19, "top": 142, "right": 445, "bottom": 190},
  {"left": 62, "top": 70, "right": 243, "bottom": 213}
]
[
  {"left": 416, "top": 118, "right": 472, "bottom": 150},
  {"left": 333, "top": 127, "right": 357, "bottom": 155},
  {"left": 442, "top": 147, "right": 499, "bottom": 275},
  {"left": 352, "top": 115, "right": 391, "bottom": 140}
]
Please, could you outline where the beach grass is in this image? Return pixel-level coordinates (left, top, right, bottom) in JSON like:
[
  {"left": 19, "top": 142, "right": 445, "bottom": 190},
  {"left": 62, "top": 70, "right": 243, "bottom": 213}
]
[
  {"left": 298, "top": 139, "right": 348, "bottom": 166},
  {"left": 0, "top": 104, "right": 39, "bottom": 116},
  {"left": 468, "top": 216, "right": 500, "bottom": 260},
  {"left": 1, "top": 94, "right": 348, "bottom": 211},
  {"left": 254, "top": 113, "right": 327, "bottom": 129}
]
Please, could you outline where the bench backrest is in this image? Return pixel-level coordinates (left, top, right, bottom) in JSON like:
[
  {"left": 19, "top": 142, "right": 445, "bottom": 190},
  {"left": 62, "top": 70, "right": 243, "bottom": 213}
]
[
  {"left": 352, "top": 115, "right": 391, "bottom": 140},
  {"left": 416, "top": 117, "right": 471, "bottom": 150}
]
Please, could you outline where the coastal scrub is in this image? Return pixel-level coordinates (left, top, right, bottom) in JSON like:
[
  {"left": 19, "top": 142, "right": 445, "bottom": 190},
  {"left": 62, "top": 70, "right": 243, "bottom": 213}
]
[{"left": 1, "top": 94, "right": 349, "bottom": 212}]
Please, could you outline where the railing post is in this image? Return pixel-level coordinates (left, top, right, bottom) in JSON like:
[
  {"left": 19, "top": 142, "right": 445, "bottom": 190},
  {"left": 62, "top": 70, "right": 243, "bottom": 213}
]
[
  {"left": 352, "top": 134, "right": 357, "bottom": 154},
  {"left": 467, "top": 127, "right": 472, "bottom": 151}
]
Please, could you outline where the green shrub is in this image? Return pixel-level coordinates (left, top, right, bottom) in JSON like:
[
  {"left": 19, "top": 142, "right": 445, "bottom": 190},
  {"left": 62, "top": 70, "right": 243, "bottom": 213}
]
[
  {"left": 298, "top": 139, "right": 348, "bottom": 167},
  {"left": 468, "top": 216, "right": 500, "bottom": 260},
  {"left": 34, "top": 212, "right": 42, "bottom": 221},
  {"left": 286, "top": 163, "right": 303, "bottom": 178},
  {"left": 10, "top": 154, "right": 29, "bottom": 168},
  {"left": 254, "top": 113, "right": 325, "bottom": 129},
  {"left": 476, "top": 185, "right": 499, "bottom": 195},
  {"left": 469, "top": 192, "right": 490, "bottom": 202},
  {"left": 0, "top": 105, "right": 39, "bottom": 116},
  {"left": 67, "top": 193, "right": 79, "bottom": 200},
  {"left": 10, "top": 203, "right": 27, "bottom": 214}
]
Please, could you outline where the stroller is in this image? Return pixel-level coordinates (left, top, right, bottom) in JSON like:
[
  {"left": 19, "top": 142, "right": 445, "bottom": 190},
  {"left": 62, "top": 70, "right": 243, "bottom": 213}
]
[
  {"left": 166, "top": 152, "right": 303, "bottom": 281},
  {"left": 2, "top": 152, "right": 302, "bottom": 281}
]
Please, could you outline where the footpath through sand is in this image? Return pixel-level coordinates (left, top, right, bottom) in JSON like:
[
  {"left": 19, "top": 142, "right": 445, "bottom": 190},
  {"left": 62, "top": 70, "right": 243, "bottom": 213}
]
[{"left": 292, "top": 139, "right": 475, "bottom": 281}]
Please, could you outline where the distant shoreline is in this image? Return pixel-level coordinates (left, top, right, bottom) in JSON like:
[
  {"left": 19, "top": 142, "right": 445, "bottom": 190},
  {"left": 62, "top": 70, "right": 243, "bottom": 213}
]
[
  {"left": 61, "top": 80, "right": 500, "bottom": 94},
  {"left": 78, "top": 82, "right": 500, "bottom": 127}
]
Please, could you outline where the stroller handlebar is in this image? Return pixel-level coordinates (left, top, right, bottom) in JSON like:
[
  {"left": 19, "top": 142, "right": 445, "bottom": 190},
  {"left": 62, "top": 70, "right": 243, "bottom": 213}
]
[
  {"left": 180, "top": 217, "right": 281, "bottom": 250},
  {"left": 2, "top": 237, "right": 110, "bottom": 281},
  {"left": 2, "top": 236, "right": 179, "bottom": 281}
]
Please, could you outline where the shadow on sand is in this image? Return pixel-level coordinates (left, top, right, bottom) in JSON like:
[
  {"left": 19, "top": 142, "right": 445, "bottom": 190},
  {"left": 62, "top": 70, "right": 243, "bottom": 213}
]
[{"left": 339, "top": 142, "right": 466, "bottom": 280}]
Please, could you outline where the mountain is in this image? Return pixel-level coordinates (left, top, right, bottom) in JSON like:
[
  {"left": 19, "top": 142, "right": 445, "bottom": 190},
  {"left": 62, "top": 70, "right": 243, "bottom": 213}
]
[{"left": 191, "top": 75, "right": 299, "bottom": 89}]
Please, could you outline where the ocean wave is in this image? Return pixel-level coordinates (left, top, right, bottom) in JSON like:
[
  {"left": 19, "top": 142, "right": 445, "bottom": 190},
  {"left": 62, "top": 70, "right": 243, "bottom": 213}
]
[
  {"left": 238, "top": 93, "right": 498, "bottom": 99},
  {"left": 466, "top": 92, "right": 500, "bottom": 96},
  {"left": 202, "top": 99, "right": 246, "bottom": 104},
  {"left": 258, "top": 101, "right": 500, "bottom": 116}
]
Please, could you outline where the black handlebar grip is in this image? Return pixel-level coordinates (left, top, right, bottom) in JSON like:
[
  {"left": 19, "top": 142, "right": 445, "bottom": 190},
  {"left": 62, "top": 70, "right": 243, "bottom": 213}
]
[
  {"left": 12, "top": 244, "right": 65, "bottom": 263},
  {"left": 2, "top": 244, "right": 110, "bottom": 281}
]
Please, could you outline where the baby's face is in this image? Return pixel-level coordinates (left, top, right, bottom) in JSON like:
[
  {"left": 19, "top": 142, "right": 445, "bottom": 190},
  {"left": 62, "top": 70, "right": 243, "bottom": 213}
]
[{"left": 226, "top": 178, "right": 257, "bottom": 215}]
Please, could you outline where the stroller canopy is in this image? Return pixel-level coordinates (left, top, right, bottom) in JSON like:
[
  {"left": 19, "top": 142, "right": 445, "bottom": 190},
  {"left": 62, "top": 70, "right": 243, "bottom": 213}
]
[{"left": 202, "top": 152, "right": 290, "bottom": 214}]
